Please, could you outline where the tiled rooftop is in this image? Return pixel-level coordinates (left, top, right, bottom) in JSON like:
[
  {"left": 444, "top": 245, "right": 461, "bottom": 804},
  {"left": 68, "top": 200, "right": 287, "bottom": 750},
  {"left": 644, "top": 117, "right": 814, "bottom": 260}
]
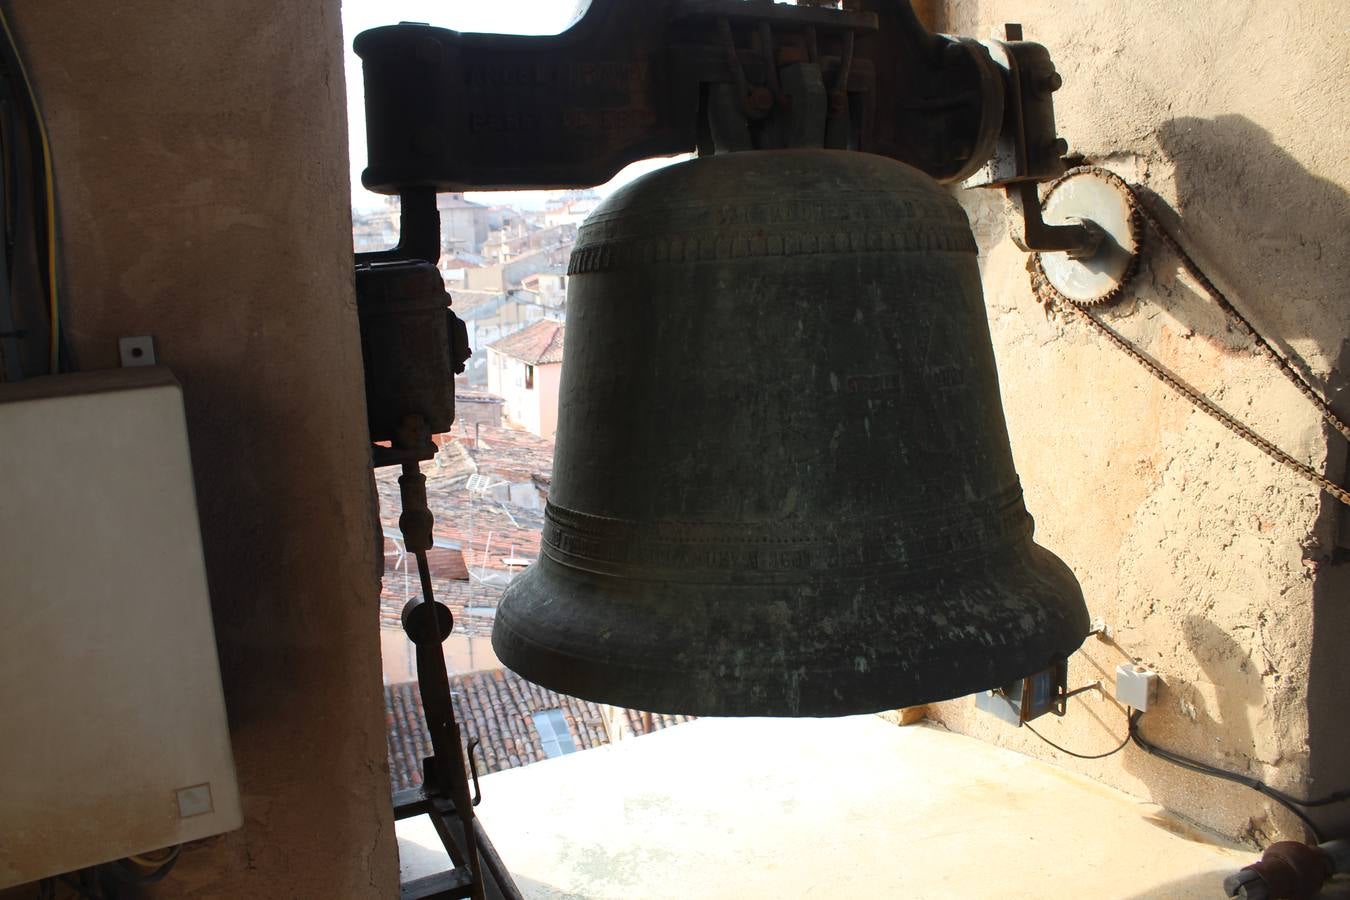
[
  {"left": 453, "top": 386, "right": 504, "bottom": 403},
  {"left": 437, "top": 416, "right": 556, "bottom": 485},
  {"left": 385, "top": 672, "right": 693, "bottom": 792},
  {"left": 380, "top": 413, "right": 651, "bottom": 794},
  {"left": 379, "top": 570, "right": 502, "bottom": 637},
  {"left": 375, "top": 419, "right": 554, "bottom": 579},
  {"left": 486, "top": 318, "right": 564, "bottom": 365}
]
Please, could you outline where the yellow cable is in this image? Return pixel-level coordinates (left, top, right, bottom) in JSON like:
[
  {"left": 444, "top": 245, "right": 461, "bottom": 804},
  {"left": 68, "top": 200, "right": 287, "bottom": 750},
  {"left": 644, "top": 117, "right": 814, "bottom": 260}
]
[
  {"left": 0, "top": 4, "right": 58, "bottom": 373},
  {"left": 127, "top": 845, "right": 181, "bottom": 868}
]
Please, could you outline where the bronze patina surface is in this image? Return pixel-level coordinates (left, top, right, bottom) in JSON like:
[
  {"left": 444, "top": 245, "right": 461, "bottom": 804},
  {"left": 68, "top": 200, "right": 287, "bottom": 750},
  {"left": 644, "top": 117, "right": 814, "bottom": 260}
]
[{"left": 492, "top": 149, "right": 1088, "bottom": 716}]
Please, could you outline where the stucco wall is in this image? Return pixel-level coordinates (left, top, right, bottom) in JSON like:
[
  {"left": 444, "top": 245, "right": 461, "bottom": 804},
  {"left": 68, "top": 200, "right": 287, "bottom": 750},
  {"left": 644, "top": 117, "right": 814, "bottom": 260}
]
[
  {"left": 16, "top": 2, "right": 397, "bottom": 895},
  {"left": 489, "top": 348, "right": 563, "bottom": 440},
  {"left": 537, "top": 362, "right": 563, "bottom": 441},
  {"left": 926, "top": 1, "right": 1349, "bottom": 843}
]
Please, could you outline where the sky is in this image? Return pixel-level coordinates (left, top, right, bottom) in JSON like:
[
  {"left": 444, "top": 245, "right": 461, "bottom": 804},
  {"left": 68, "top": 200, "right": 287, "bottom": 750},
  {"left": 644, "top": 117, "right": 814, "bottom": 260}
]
[{"left": 341, "top": 0, "right": 685, "bottom": 211}]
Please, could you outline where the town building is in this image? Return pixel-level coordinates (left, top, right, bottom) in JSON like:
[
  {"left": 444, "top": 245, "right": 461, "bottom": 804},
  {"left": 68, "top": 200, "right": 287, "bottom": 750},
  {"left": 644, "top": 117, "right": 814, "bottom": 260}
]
[
  {"left": 454, "top": 289, "right": 558, "bottom": 385},
  {"left": 485, "top": 319, "right": 566, "bottom": 440},
  {"left": 351, "top": 193, "right": 489, "bottom": 259},
  {"left": 461, "top": 246, "right": 570, "bottom": 294},
  {"left": 352, "top": 204, "right": 400, "bottom": 253},
  {"left": 542, "top": 190, "right": 601, "bottom": 229},
  {"left": 436, "top": 192, "right": 490, "bottom": 257},
  {"left": 520, "top": 271, "right": 567, "bottom": 312}
]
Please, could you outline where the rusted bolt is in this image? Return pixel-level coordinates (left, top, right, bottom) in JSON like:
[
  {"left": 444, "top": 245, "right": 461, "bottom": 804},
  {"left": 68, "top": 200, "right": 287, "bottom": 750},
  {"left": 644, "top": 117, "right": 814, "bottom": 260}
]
[{"left": 1048, "top": 137, "right": 1070, "bottom": 158}]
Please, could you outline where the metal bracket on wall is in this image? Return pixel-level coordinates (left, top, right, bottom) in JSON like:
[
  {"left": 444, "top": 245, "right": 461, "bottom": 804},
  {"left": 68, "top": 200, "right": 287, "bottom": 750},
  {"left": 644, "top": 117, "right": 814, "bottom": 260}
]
[
  {"left": 962, "top": 23, "right": 1101, "bottom": 259},
  {"left": 118, "top": 335, "right": 156, "bottom": 368}
]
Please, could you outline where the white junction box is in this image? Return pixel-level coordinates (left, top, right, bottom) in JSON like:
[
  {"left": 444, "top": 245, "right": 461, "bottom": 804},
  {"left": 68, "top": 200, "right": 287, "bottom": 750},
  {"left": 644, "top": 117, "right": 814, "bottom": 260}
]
[
  {"left": 1115, "top": 662, "right": 1160, "bottom": 711},
  {"left": 0, "top": 368, "right": 241, "bottom": 888}
]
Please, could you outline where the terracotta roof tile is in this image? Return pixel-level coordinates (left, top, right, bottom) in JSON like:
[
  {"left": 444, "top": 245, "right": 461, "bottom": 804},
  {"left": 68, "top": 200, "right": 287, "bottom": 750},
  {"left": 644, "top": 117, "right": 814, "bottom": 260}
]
[
  {"left": 378, "top": 411, "right": 683, "bottom": 794},
  {"left": 376, "top": 420, "right": 553, "bottom": 575},
  {"left": 385, "top": 672, "right": 694, "bottom": 792},
  {"left": 486, "top": 318, "right": 564, "bottom": 365},
  {"left": 377, "top": 418, "right": 555, "bottom": 638},
  {"left": 379, "top": 569, "right": 501, "bottom": 636}
]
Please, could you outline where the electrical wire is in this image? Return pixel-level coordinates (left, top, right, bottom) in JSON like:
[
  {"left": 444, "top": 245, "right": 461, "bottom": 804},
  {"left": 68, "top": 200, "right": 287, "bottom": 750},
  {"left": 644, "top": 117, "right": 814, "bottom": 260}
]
[
  {"left": 1024, "top": 701, "right": 1350, "bottom": 842},
  {"left": 56, "top": 873, "right": 101, "bottom": 900},
  {"left": 0, "top": 3, "right": 59, "bottom": 373},
  {"left": 1127, "top": 710, "right": 1350, "bottom": 844},
  {"left": 1024, "top": 704, "right": 1132, "bottom": 760},
  {"left": 125, "top": 844, "right": 180, "bottom": 869},
  {"left": 107, "top": 848, "right": 180, "bottom": 887}
]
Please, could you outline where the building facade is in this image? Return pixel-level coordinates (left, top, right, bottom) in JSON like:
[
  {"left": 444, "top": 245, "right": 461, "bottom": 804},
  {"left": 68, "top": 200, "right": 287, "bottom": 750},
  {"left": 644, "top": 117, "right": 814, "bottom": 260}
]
[{"left": 485, "top": 319, "right": 565, "bottom": 440}]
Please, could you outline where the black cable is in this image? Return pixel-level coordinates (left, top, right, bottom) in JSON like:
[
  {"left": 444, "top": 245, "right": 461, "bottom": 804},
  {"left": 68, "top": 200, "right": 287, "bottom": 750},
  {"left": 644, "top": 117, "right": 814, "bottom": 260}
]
[
  {"left": 1024, "top": 704, "right": 1131, "bottom": 760},
  {"left": 1127, "top": 710, "right": 1340, "bottom": 844},
  {"left": 103, "top": 849, "right": 180, "bottom": 887},
  {"left": 0, "top": 2, "right": 59, "bottom": 379},
  {"left": 1286, "top": 786, "right": 1350, "bottom": 808},
  {"left": 56, "top": 873, "right": 101, "bottom": 900}
]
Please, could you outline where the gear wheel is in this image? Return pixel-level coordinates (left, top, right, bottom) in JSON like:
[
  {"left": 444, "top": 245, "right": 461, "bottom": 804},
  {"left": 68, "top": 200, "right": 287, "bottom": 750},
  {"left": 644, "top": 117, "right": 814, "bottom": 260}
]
[{"left": 1030, "top": 166, "right": 1144, "bottom": 307}]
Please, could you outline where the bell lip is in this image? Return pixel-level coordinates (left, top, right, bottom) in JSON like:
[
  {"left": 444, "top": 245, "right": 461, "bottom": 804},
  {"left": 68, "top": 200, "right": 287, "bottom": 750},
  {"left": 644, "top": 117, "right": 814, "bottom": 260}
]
[{"left": 491, "top": 546, "right": 1090, "bottom": 718}]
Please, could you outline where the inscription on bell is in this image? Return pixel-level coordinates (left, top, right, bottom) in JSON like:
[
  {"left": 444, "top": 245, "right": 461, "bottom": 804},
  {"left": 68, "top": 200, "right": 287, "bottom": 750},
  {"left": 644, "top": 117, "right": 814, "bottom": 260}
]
[
  {"left": 465, "top": 60, "right": 651, "bottom": 88},
  {"left": 846, "top": 372, "right": 906, "bottom": 394},
  {"left": 469, "top": 110, "right": 544, "bottom": 134},
  {"left": 562, "top": 108, "right": 658, "bottom": 134}
]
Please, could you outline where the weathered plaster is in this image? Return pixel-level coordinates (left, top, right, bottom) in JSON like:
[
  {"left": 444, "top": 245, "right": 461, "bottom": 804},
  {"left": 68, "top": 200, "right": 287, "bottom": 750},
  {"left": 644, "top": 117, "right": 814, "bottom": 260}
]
[
  {"left": 15, "top": 2, "right": 397, "bottom": 895},
  {"left": 927, "top": 1, "right": 1350, "bottom": 843}
]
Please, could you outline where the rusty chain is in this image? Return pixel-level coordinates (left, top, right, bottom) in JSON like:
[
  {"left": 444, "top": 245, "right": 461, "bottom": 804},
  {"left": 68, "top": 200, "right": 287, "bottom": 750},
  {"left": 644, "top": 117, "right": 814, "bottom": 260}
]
[{"left": 1031, "top": 166, "right": 1350, "bottom": 508}]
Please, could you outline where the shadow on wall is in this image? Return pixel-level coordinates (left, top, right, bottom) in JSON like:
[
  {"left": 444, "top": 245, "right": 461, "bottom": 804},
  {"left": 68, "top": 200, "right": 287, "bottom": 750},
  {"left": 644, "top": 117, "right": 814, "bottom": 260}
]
[
  {"left": 1307, "top": 563, "right": 1350, "bottom": 839},
  {"left": 1151, "top": 113, "right": 1350, "bottom": 551},
  {"left": 1156, "top": 115, "right": 1350, "bottom": 841},
  {"left": 1149, "top": 114, "right": 1350, "bottom": 400},
  {"left": 1118, "top": 614, "right": 1281, "bottom": 843},
  {"left": 1178, "top": 614, "right": 1264, "bottom": 768},
  {"left": 1104, "top": 114, "right": 1350, "bottom": 842}
]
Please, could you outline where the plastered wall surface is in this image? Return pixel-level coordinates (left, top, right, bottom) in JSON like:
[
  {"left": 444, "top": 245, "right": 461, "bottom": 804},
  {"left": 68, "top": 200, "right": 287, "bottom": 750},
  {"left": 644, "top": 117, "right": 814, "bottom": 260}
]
[
  {"left": 927, "top": 1, "right": 1350, "bottom": 843},
  {"left": 16, "top": 2, "right": 398, "bottom": 896}
]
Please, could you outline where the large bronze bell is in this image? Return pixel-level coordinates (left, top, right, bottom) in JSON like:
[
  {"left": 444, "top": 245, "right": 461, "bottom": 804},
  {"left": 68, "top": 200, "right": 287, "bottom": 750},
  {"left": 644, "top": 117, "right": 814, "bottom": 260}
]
[{"left": 492, "top": 149, "right": 1088, "bottom": 716}]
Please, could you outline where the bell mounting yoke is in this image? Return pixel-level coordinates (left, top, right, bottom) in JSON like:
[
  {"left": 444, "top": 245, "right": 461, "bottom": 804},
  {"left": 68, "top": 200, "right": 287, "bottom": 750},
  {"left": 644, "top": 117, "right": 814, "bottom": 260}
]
[{"left": 355, "top": 0, "right": 1097, "bottom": 259}]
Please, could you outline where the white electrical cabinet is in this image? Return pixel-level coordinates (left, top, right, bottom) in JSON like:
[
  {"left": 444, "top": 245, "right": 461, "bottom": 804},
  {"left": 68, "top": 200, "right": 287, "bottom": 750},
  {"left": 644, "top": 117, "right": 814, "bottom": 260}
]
[{"left": 0, "top": 367, "right": 241, "bottom": 888}]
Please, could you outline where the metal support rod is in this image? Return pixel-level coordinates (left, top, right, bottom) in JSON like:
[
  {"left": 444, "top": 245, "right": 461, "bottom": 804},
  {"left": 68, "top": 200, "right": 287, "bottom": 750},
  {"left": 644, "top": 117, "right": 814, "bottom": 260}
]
[
  {"left": 1061, "top": 681, "right": 1101, "bottom": 701},
  {"left": 472, "top": 819, "right": 527, "bottom": 900},
  {"left": 395, "top": 431, "right": 487, "bottom": 900},
  {"left": 1005, "top": 180, "right": 1104, "bottom": 257}
]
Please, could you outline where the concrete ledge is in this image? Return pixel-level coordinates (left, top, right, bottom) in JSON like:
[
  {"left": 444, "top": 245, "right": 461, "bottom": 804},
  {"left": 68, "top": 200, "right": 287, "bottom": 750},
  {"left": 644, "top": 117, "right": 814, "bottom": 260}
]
[{"left": 397, "top": 716, "right": 1271, "bottom": 898}]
